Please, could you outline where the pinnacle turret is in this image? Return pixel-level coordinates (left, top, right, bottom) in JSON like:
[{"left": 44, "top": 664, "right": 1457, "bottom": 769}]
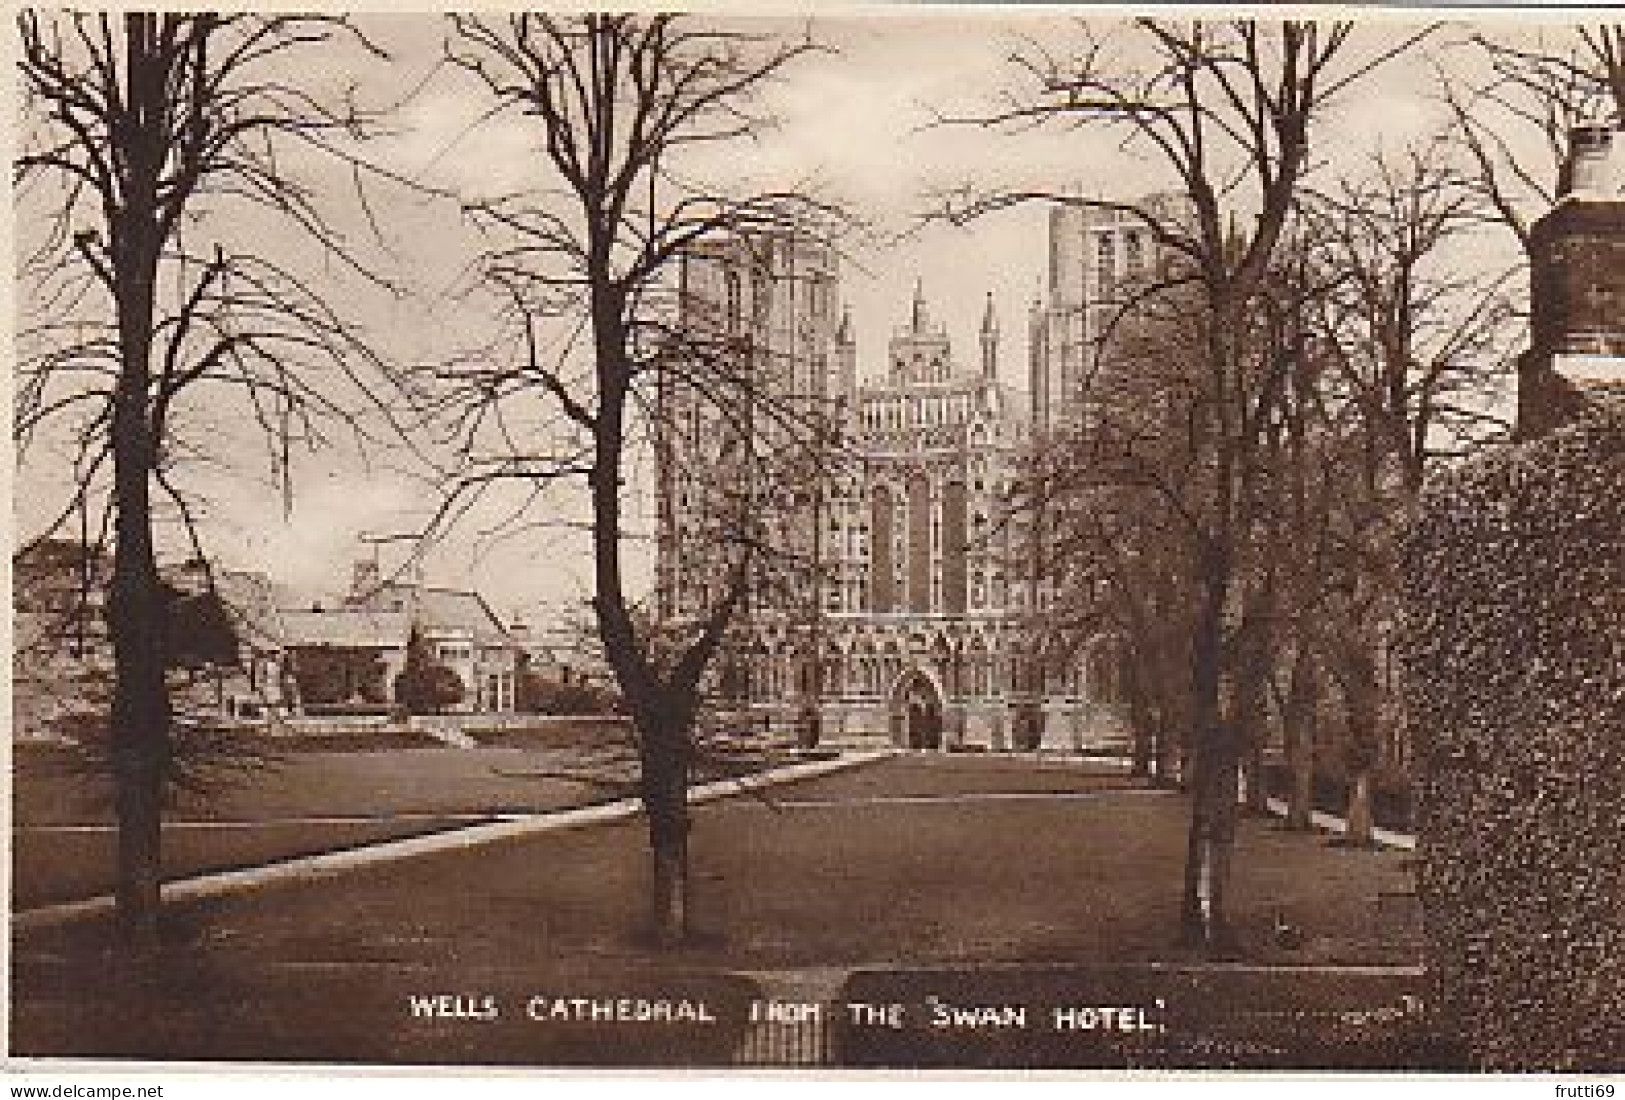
[{"left": 980, "top": 291, "right": 999, "bottom": 380}]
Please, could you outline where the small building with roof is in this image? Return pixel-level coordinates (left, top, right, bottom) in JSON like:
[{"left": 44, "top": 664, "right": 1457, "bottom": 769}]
[
  {"left": 163, "top": 558, "right": 294, "bottom": 720},
  {"left": 315, "top": 559, "right": 521, "bottom": 713}
]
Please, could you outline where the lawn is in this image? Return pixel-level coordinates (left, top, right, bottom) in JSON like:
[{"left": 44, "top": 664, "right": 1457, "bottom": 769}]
[
  {"left": 11, "top": 722, "right": 784, "bottom": 910},
  {"left": 12, "top": 755, "right": 1427, "bottom": 1066}
]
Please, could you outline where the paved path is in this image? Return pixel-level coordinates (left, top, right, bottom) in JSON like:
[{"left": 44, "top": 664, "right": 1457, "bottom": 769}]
[
  {"left": 1263, "top": 796, "right": 1418, "bottom": 851},
  {"left": 10, "top": 744, "right": 860, "bottom": 910},
  {"left": 770, "top": 786, "right": 1170, "bottom": 809},
  {"left": 13, "top": 750, "right": 891, "bottom": 929}
]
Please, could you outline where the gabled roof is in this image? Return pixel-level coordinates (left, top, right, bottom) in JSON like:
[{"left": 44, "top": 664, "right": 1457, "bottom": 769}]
[
  {"left": 347, "top": 581, "right": 513, "bottom": 648},
  {"left": 15, "top": 537, "right": 109, "bottom": 566},
  {"left": 280, "top": 608, "right": 412, "bottom": 650},
  {"left": 13, "top": 539, "right": 110, "bottom": 597},
  {"left": 161, "top": 562, "right": 289, "bottom": 652},
  {"left": 212, "top": 569, "right": 287, "bottom": 650},
  {"left": 416, "top": 586, "right": 510, "bottom": 646}
]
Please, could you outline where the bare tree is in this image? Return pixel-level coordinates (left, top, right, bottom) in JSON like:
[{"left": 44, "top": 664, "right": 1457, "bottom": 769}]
[
  {"left": 1295, "top": 142, "right": 1519, "bottom": 840},
  {"left": 1049, "top": 492, "right": 1199, "bottom": 787},
  {"left": 437, "top": 14, "right": 841, "bottom": 945},
  {"left": 16, "top": 12, "right": 400, "bottom": 941},
  {"left": 1268, "top": 303, "right": 1342, "bottom": 834},
  {"left": 949, "top": 18, "right": 1431, "bottom": 952},
  {"left": 1023, "top": 274, "right": 1205, "bottom": 787},
  {"left": 1441, "top": 24, "right": 1624, "bottom": 253},
  {"left": 1307, "top": 141, "right": 1522, "bottom": 485}
]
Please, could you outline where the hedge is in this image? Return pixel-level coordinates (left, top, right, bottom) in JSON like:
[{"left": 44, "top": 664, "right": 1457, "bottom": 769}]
[{"left": 1396, "top": 405, "right": 1625, "bottom": 1070}]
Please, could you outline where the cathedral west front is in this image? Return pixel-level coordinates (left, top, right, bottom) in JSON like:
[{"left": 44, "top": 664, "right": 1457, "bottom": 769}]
[{"left": 657, "top": 213, "right": 1168, "bottom": 751}]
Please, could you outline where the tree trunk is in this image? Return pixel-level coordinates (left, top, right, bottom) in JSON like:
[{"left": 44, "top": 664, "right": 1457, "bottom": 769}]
[
  {"left": 1234, "top": 648, "right": 1270, "bottom": 816},
  {"left": 1233, "top": 579, "right": 1276, "bottom": 816},
  {"left": 1346, "top": 770, "right": 1373, "bottom": 846},
  {"left": 107, "top": 39, "right": 171, "bottom": 942},
  {"left": 1182, "top": 733, "right": 1240, "bottom": 954},
  {"left": 1339, "top": 646, "right": 1380, "bottom": 848},
  {"left": 1292, "top": 745, "right": 1315, "bottom": 830},
  {"left": 1181, "top": 800, "right": 1207, "bottom": 943},
  {"left": 1181, "top": 566, "right": 1234, "bottom": 951},
  {"left": 1127, "top": 663, "right": 1152, "bottom": 779},
  {"left": 108, "top": 392, "right": 170, "bottom": 944},
  {"left": 1245, "top": 736, "right": 1266, "bottom": 814},
  {"left": 586, "top": 280, "right": 701, "bottom": 949},
  {"left": 641, "top": 730, "right": 691, "bottom": 945},
  {"left": 1204, "top": 722, "right": 1241, "bottom": 953},
  {"left": 1284, "top": 647, "right": 1318, "bottom": 831},
  {"left": 111, "top": 742, "right": 164, "bottom": 943}
]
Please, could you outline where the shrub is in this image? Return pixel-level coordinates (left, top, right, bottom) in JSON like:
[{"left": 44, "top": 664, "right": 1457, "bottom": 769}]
[
  {"left": 393, "top": 628, "right": 466, "bottom": 715},
  {"left": 163, "top": 584, "right": 241, "bottom": 670},
  {"left": 1395, "top": 407, "right": 1625, "bottom": 1070},
  {"left": 291, "top": 646, "right": 388, "bottom": 707},
  {"left": 515, "top": 669, "right": 617, "bottom": 716}
]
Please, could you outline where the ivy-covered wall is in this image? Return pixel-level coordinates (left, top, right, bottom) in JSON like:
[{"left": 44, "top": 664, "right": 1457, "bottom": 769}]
[{"left": 1397, "top": 406, "right": 1625, "bottom": 1070}]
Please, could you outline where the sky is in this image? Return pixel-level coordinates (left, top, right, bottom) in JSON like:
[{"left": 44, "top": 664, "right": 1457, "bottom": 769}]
[{"left": 12, "top": 10, "right": 1563, "bottom": 626}]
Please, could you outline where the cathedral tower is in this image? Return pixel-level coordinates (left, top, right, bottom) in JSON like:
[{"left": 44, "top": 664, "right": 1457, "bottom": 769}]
[{"left": 890, "top": 279, "right": 952, "bottom": 386}]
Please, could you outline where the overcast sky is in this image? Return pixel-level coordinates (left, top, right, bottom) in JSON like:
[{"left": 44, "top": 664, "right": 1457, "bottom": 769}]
[{"left": 14, "top": 10, "right": 1562, "bottom": 624}]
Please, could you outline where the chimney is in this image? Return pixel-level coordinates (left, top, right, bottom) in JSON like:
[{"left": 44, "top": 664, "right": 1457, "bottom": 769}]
[
  {"left": 1518, "top": 125, "right": 1625, "bottom": 438},
  {"left": 1560, "top": 124, "right": 1624, "bottom": 199},
  {"left": 351, "top": 558, "right": 380, "bottom": 598}
]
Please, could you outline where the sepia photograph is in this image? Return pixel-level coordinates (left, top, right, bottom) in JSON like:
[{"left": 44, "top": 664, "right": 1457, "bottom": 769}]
[{"left": 8, "top": 4, "right": 1625, "bottom": 1078}]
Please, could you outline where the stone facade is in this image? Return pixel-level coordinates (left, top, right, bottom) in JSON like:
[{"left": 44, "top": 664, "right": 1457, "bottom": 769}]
[
  {"left": 659, "top": 233, "right": 1127, "bottom": 751},
  {"left": 1028, "top": 193, "right": 1193, "bottom": 435},
  {"left": 332, "top": 560, "right": 520, "bottom": 714}
]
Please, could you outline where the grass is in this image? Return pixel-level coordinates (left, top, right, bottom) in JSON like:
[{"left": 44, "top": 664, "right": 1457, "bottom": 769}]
[
  {"left": 12, "top": 731, "right": 803, "bottom": 911},
  {"left": 14, "top": 736, "right": 640, "bottom": 911},
  {"left": 12, "top": 816, "right": 493, "bottom": 910},
  {"left": 12, "top": 755, "right": 1425, "bottom": 1066}
]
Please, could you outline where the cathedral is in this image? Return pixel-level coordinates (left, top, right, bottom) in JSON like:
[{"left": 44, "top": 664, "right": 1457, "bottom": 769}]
[
  {"left": 1028, "top": 192, "right": 1195, "bottom": 435},
  {"left": 657, "top": 209, "right": 1179, "bottom": 751}
]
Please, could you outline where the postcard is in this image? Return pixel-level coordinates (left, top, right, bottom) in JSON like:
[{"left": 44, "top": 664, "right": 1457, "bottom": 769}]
[{"left": 10, "top": 4, "right": 1624, "bottom": 1079}]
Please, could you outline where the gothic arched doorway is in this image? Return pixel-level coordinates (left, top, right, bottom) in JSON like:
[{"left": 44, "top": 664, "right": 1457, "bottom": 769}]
[{"left": 890, "top": 668, "right": 943, "bottom": 750}]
